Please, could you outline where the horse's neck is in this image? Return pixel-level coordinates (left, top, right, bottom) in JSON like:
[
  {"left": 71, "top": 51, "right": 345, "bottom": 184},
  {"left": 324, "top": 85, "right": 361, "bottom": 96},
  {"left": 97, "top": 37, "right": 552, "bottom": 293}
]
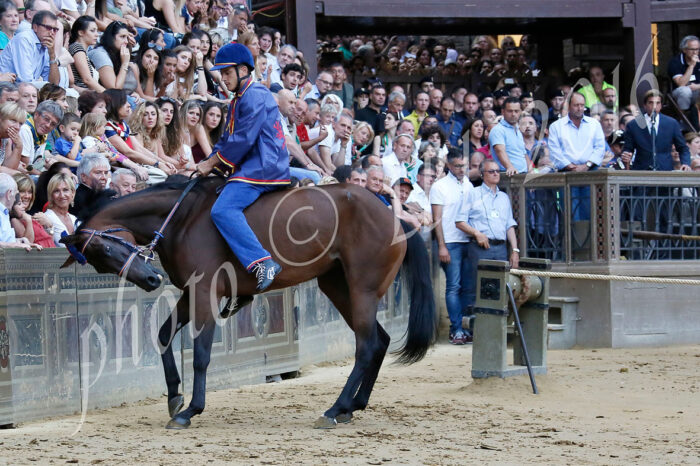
[{"left": 97, "top": 194, "right": 175, "bottom": 244}]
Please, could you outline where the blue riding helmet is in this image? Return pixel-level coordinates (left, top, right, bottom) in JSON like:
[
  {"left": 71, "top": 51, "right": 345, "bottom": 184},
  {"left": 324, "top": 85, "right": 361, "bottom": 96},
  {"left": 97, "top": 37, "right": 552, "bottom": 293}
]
[{"left": 210, "top": 43, "right": 255, "bottom": 71}]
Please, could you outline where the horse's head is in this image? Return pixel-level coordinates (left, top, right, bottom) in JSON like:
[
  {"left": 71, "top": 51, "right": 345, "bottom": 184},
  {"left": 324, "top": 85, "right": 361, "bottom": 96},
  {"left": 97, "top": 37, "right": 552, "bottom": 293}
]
[{"left": 60, "top": 228, "right": 164, "bottom": 292}]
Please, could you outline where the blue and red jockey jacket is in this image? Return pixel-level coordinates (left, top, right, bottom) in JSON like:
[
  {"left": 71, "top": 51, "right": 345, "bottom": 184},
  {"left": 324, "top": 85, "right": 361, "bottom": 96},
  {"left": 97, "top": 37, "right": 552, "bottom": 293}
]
[{"left": 211, "top": 76, "right": 290, "bottom": 185}]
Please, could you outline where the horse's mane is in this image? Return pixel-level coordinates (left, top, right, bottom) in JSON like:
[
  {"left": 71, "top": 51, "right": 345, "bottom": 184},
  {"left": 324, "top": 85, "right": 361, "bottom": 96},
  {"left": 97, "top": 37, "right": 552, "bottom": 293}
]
[{"left": 80, "top": 175, "right": 223, "bottom": 225}]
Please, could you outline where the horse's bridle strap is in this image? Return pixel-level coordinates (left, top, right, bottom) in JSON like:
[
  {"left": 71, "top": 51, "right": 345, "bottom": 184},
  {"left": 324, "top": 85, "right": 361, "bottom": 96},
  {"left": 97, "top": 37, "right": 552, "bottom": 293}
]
[{"left": 75, "top": 178, "right": 200, "bottom": 277}]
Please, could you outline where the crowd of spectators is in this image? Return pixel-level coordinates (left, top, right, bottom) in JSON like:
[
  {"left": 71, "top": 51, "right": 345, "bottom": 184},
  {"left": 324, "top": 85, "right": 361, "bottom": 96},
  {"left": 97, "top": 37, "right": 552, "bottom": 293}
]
[{"left": 0, "top": 0, "right": 698, "bottom": 341}]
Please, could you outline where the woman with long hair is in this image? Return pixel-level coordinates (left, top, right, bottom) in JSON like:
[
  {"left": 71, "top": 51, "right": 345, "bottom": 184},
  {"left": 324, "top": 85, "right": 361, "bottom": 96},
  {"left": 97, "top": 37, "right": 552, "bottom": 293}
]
[
  {"left": 179, "top": 99, "right": 211, "bottom": 163},
  {"left": 373, "top": 112, "right": 399, "bottom": 156},
  {"left": 201, "top": 101, "right": 224, "bottom": 148},
  {"left": 128, "top": 101, "right": 166, "bottom": 160},
  {"left": 182, "top": 30, "right": 226, "bottom": 101},
  {"left": 103, "top": 88, "right": 175, "bottom": 178},
  {"left": 69, "top": 16, "right": 105, "bottom": 92},
  {"left": 88, "top": 21, "right": 137, "bottom": 92},
  {"left": 0, "top": 1, "right": 20, "bottom": 51},
  {"left": 134, "top": 42, "right": 162, "bottom": 100},
  {"left": 156, "top": 97, "right": 183, "bottom": 155},
  {"left": 166, "top": 45, "right": 206, "bottom": 102},
  {"left": 465, "top": 118, "right": 486, "bottom": 155}
]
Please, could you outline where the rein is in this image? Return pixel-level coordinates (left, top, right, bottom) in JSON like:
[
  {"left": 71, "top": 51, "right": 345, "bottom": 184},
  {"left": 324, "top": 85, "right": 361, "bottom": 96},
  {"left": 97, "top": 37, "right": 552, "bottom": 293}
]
[{"left": 72, "top": 178, "right": 200, "bottom": 277}]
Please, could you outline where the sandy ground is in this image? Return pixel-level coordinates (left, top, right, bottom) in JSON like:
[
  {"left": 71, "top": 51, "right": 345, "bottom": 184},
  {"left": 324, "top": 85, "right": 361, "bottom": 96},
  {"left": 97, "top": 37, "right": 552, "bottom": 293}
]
[{"left": 1, "top": 343, "right": 699, "bottom": 465}]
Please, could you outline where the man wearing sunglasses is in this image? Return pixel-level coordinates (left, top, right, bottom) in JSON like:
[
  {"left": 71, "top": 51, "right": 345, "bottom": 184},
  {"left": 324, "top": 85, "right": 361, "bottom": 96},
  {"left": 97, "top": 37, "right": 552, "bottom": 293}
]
[
  {"left": 0, "top": 10, "right": 60, "bottom": 84},
  {"left": 456, "top": 159, "right": 519, "bottom": 333}
]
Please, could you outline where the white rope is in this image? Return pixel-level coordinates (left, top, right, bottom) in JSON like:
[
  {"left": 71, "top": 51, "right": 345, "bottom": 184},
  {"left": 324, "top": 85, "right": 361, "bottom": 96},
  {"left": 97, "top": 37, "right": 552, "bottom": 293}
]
[{"left": 509, "top": 269, "right": 700, "bottom": 286}]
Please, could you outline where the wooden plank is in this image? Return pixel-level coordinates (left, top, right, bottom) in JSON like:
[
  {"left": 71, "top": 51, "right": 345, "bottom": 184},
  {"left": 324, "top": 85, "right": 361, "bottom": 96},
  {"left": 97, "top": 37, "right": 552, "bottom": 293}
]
[
  {"left": 320, "top": 0, "right": 626, "bottom": 18},
  {"left": 651, "top": 1, "right": 700, "bottom": 23}
]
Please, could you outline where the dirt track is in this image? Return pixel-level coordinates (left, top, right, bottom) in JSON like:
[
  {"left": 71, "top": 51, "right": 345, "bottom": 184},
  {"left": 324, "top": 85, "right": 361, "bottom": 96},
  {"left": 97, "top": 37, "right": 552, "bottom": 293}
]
[{"left": 2, "top": 344, "right": 699, "bottom": 465}]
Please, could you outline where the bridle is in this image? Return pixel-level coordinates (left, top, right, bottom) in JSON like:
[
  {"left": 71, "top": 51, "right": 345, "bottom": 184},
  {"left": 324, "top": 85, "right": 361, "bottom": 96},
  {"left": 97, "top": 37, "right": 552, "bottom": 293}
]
[{"left": 67, "top": 178, "right": 199, "bottom": 278}]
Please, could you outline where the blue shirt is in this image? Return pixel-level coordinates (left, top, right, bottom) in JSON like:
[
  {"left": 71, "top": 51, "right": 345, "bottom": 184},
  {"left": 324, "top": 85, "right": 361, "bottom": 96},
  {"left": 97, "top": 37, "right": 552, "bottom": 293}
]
[
  {"left": 54, "top": 137, "right": 82, "bottom": 160},
  {"left": 436, "top": 115, "right": 463, "bottom": 148},
  {"left": 548, "top": 115, "right": 605, "bottom": 169},
  {"left": 0, "top": 208, "right": 16, "bottom": 243},
  {"left": 0, "top": 28, "right": 50, "bottom": 82},
  {"left": 458, "top": 183, "right": 517, "bottom": 241},
  {"left": 488, "top": 119, "right": 528, "bottom": 173}
]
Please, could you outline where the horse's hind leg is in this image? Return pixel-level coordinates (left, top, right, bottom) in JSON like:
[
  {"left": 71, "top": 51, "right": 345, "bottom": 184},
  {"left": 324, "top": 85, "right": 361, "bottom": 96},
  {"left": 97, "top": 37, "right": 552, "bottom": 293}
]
[
  {"left": 345, "top": 323, "right": 390, "bottom": 417},
  {"left": 316, "top": 269, "right": 383, "bottom": 428},
  {"left": 166, "top": 295, "right": 216, "bottom": 430},
  {"left": 158, "top": 291, "right": 191, "bottom": 418}
]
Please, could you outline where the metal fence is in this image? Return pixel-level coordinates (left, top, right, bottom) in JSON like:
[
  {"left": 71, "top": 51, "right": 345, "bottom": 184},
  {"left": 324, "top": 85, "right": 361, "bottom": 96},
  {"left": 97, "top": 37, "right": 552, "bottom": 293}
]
[
  {"left": 500, "top": 170, "right": 700, "bottom": 263},
  {"left": 0, "top": 249, "right": 410, "bottom": 426}
]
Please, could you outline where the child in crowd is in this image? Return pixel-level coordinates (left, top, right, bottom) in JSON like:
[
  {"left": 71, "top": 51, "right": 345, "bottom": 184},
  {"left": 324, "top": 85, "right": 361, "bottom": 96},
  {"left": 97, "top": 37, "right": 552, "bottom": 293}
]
[
  {"left": 53, "top": 113, "right": 82, "bottom": 168},
  {"left": 80, "top": 113, "right": 150, "bottom": 181}
]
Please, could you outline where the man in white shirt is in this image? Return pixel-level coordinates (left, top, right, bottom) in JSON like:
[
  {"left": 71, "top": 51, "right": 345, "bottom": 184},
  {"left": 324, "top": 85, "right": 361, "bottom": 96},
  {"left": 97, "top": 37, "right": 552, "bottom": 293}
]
[
  {"left": 277, "top": 90, "right": 322, "bottom": 183},
  {"left": 0, "top": 173, "right": 37, "bottom": 250},
  {"left": 548, "top": 92, "right": 606, "bottom": 221},
  {"left": 330, "top": 113, "right": 353, "bottom": 167},
  {"left": 406, "top": 162, "right": 436, "bottom": 241},
  {"left": 430, "top": 149, "right": 474, "bottom": 344},
  {"left": 548, "top": 92, "right": 606, "bottom": 171},
  {"left": 382, "top": 133, "right": 414, "bottom": 184}
]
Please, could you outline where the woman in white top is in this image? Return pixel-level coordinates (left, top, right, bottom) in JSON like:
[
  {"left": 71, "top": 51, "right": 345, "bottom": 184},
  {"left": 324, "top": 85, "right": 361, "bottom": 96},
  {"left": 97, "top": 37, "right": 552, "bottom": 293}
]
[{"left": 44, "top": 173, "right": 77, "bottom": 248}]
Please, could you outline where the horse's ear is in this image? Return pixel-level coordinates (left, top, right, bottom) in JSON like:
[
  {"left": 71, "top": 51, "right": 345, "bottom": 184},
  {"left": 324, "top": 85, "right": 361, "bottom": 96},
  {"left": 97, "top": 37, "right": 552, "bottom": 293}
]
[
  {"left": 59, "top": 232, "right": 79, "bottom": 246},
  {"left": 60, "top": 256, "right": 76, "bottom": 268}
]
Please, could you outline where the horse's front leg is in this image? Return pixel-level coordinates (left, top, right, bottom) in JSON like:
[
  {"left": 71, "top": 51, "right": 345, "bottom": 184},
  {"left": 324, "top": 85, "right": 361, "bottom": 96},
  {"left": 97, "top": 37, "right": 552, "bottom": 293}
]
[
  {"left": 159, "top": 291, "right": 191, "bottom": 420},
  {"left": 166, "top": 296, "right": 217, "bottom": 430}
]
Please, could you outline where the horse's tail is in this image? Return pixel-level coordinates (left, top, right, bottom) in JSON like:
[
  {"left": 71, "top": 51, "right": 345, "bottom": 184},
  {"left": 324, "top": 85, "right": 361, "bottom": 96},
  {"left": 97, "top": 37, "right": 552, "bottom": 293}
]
[{"left": 393, "top": 221, "right": 437, "bottom": 364}]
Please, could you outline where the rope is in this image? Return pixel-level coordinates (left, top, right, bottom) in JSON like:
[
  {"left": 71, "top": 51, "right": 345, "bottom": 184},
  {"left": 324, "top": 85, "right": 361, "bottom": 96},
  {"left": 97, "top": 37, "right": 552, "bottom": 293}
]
[{"left": 509, "top": 269, "right": 700, "bottom": 286}]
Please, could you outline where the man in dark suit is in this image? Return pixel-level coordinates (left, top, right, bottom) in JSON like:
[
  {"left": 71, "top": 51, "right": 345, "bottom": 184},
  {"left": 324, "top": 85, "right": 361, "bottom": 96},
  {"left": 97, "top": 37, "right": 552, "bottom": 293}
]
[{"left": 622, "top": 90, "right": 691, "bottom": 171}]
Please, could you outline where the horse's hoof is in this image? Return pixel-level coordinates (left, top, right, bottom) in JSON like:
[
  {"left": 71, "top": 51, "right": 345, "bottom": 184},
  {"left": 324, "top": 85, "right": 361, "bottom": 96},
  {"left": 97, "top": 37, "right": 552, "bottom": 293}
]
[
  {"left": 165, "top": 416, "right": 191, "bottom": 430},
  {"left": 313, "top": 416, "right": 337, "bottom": 429},
  {"left": 168, "top": 395, "right": 185, "bottom": 418},
  {"left": 335, "top": 413, "right": 353, "bottom": 424}
]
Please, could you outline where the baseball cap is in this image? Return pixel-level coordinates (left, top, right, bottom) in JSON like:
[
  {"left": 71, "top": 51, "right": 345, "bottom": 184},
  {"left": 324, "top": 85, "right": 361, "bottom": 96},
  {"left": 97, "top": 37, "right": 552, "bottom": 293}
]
[{"left": 393, "top": 177, "right": 414, "bottom": 189}]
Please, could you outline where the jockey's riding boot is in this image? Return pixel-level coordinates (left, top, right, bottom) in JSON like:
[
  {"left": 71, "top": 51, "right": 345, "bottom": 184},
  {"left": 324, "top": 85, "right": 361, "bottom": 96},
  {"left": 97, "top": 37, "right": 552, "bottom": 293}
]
[{"left": 252, "top": 258, "right": 282, "bottom": 292}]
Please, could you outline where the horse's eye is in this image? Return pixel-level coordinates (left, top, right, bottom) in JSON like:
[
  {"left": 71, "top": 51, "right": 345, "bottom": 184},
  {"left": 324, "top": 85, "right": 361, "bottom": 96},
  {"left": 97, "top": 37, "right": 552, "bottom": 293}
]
[{"left": 104, "top": 245, "right": 112, "bottom": 255}]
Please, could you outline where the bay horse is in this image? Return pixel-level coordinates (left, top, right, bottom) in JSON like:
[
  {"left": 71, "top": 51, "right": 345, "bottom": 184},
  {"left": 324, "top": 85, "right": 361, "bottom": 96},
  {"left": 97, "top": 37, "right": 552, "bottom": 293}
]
[{"left": 60, "top": 177, "right": 436, "bottom": 429}]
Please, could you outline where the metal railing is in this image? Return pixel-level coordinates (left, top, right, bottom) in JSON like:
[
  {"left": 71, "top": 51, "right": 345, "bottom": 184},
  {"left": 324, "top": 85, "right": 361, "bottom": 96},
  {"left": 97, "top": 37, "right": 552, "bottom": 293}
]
[{"left": 500, "top": 170, "right": 700, "bottom": 263}]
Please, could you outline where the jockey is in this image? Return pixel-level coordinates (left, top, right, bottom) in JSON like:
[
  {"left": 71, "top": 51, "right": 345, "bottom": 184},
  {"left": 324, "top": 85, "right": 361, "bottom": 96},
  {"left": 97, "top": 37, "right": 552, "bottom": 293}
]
[{"left": 196, "top": 43, "right": 290, "bottom": 291}]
